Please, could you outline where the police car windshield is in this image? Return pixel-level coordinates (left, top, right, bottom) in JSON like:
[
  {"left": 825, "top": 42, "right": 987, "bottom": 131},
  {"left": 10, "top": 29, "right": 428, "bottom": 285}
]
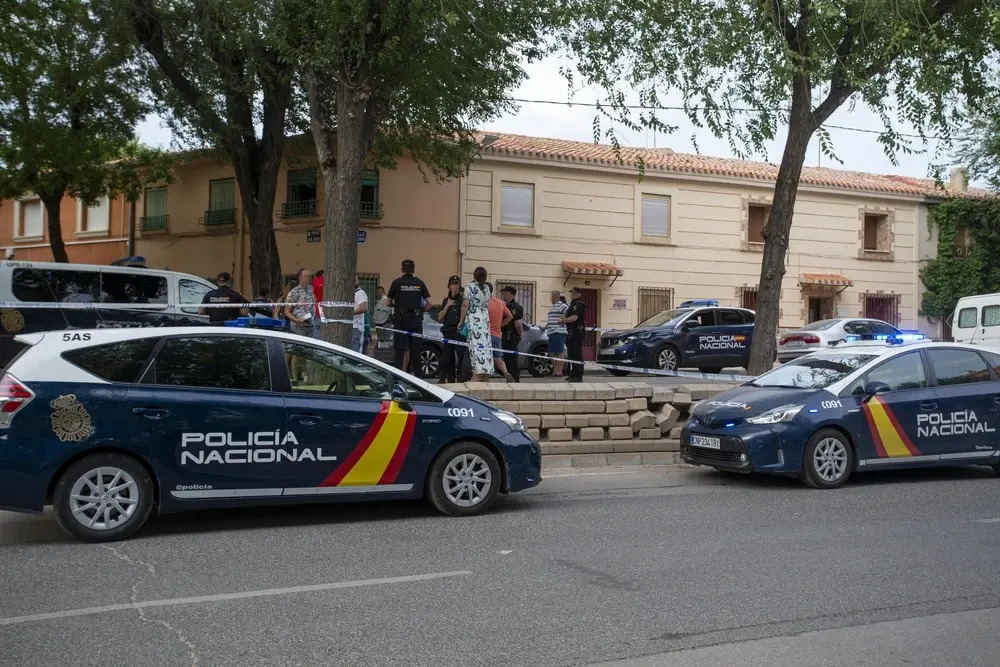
[
  {"left": 638, "top": 308, "right": 692, "bottom": 328},
  {"left": 749, "top": 353, "right": 878, "bottom": 389}
]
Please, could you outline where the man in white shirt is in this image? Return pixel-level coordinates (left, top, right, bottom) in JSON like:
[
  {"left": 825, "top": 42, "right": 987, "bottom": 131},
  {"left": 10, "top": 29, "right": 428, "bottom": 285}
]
[{"left": 352, "top": 280, "right": 368, "bottom": 353}]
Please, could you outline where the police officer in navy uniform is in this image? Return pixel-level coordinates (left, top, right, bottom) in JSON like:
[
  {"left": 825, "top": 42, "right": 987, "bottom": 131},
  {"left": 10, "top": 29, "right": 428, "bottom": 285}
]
[
  {"left": 437, "top": 275, "right": 466, "bottom": 383},
  {"left": 386, "top": 259, "right": 431, "bottom": 376},
  {"left": 563, "top": 286, "right": 586, "bottom": 382},
  {"left": 500, "top": 285, "right": 523, "bottom": 382},
  {"left": 198, "top": 271, "right": 248, "bottom": 324}
]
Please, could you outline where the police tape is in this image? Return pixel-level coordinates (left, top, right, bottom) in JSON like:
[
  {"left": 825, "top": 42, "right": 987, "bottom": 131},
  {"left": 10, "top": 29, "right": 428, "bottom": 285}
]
[{"left": 0, "top": 300, "right": 358, "bottom": 310}]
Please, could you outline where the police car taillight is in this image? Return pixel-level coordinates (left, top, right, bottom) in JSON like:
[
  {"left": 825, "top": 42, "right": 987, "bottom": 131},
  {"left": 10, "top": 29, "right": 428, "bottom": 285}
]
[{"left": 0, "top": 374, "right": 34, "bottom": 425}]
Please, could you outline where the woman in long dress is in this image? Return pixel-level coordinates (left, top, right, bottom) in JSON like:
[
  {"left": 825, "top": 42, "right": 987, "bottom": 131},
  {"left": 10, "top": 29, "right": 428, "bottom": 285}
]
[{"left": 459, "top": 266, "right": 495, "bottom": 382}]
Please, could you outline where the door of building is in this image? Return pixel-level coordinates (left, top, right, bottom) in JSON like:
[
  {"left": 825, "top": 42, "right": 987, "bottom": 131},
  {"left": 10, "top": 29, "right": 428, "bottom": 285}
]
[
  {"left": 808, "top": 296, "right": 833, "bottom": 323},
  {"left": 579, "top": 288, "right": 599, "bottom": 361}
]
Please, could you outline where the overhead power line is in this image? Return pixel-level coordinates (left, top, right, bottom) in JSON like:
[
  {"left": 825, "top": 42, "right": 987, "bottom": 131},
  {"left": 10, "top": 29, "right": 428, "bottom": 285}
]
[{"left": 506, "top": 97, "right": 944, "bottom": 141}]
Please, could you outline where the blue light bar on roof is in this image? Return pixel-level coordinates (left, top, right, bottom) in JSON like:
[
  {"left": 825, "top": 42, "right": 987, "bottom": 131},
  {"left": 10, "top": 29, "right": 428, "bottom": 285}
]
[{"left": 844, "top": 332, "right": 927, "bottom": 345}]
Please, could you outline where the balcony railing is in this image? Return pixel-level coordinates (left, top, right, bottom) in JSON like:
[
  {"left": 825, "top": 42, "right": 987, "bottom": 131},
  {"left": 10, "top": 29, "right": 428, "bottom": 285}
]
[
  {"left": 140, "top": 214, "right": 168, "bottom": 231},
  {"left": 360, "top": 201, "right": 383, "bottom": 219},
  {"left": 280, "top": 199, "right": 317, "bottom": 219},
  {"left": 203, "top": 208, "right": 236, "bottom": 226}
]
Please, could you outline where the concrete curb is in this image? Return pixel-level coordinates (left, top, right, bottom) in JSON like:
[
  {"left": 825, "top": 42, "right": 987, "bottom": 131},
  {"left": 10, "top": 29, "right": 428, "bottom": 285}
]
[{"left": 541, "top": 451, "right": 683, "bottom": 470}]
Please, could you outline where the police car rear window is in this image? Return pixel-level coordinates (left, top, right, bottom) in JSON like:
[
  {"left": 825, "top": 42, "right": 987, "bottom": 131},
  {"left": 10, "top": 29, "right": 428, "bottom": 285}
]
[{"left": 61, "top": 338, "right": 160, "bottom": 383}]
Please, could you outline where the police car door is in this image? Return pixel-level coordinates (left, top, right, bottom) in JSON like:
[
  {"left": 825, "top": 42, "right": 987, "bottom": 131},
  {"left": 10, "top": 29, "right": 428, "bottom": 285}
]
[
  {"left": 921, "top": 348, "right": 999, "bottom": 462},
  {"left": 125, "top": 335, "right": 287, "bottom": 502},
  {"left": 275, "top": 340, "right": 419, "bottom": 495},
  {"left": 841, "top": 350, "right": 936, "bottom": 467},
  {"left": 717, "top": 309, "right": 751, "bottom": 367},
  {"left": 679, "top": 309, "right": 721, "bottom": 367}
]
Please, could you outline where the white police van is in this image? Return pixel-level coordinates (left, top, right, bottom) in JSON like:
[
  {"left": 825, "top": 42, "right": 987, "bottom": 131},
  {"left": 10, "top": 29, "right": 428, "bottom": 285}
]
[{"left": 0, "top": 260, "right": 217, "bottom": 366}]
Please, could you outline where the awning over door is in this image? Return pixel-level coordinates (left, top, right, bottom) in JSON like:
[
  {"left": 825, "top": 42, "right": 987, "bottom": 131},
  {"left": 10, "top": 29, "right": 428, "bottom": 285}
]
[
  {"left": 799, "top": 273, "right": 853, "bottom": 289},
  {"left": 562, "top": 261, "right": 624, "bottom": 287}
]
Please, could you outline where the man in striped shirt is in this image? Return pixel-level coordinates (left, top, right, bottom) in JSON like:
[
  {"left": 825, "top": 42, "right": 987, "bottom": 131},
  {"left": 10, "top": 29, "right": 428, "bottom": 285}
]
[{"left": 545, "top": 290, "right": 569, "bottom": 377}]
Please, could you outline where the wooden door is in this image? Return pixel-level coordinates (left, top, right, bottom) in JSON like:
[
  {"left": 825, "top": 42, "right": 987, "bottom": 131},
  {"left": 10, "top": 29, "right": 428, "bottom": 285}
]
[{"left": 579, "top": 288, "right": 599, "bottom": 361}]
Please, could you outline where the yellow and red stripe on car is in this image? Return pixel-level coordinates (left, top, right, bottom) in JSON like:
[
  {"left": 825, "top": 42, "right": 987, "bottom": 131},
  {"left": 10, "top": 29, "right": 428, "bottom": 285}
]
[{"left": 321, "top": 401, "right": 417, "bottom": 486}]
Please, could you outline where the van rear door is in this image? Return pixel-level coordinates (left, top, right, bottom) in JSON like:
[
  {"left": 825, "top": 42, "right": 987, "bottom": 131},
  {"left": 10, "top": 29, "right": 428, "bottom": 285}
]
[{"left": 953, "top": 302, "right": 980, "bottom": 344}]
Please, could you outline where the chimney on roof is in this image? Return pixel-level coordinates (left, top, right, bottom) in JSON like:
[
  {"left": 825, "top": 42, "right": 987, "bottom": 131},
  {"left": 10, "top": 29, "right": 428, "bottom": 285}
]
[
  {"left": 948, "top": 167, "right": 968, "bottom": 193},
  {"left": 481, "top": 134, "right": 500, "bottom": 148}
]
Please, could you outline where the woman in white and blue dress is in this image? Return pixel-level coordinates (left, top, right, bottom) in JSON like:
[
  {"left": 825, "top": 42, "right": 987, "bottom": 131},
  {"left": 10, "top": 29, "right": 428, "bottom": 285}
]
[{"left": 459, "top": 266, "right": 494, "bottom": 382}]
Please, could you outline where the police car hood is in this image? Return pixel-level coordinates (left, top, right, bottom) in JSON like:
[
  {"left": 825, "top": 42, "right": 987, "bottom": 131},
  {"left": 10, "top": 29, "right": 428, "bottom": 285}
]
[{"left": 691, "top": 385, "right": 815, "bottom": 423}]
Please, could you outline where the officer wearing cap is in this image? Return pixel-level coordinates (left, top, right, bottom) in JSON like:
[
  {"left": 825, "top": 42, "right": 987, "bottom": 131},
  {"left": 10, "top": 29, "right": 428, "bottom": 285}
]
[
  {"left": 386, "top": 259, "right": 431, "bottom": 375},
  {"left": 563, "top": 286, "right": 586, "bottom": 383},
  {"left": 199, "top": 271, "right": 249, "bottom": 324}
]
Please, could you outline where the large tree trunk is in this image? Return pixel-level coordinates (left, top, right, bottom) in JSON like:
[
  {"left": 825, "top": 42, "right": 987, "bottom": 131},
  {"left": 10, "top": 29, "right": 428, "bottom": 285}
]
[
  {"left": 746, "top": 77, "right": 817, "bottom": 375},
  {"left": 42, "top": 194, "right": 69, "bottom": 263},
  {"left": 233, "top": 139, "right": 284, "bottom": 301}
]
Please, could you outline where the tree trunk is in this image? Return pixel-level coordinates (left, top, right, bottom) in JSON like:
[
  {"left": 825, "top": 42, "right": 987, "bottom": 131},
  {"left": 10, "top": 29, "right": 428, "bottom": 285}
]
[
  {"left": 746, "top": 77, "right": 817, "bottom": 375},
  {"left": 42, "top": 194, "right": 69, "bottom": 263},
  {"left": 319, "top": 83, "right": 368, "bottom": 348},
  {"left": 233, "top": 139, "right": 284, "bottom": 301}
]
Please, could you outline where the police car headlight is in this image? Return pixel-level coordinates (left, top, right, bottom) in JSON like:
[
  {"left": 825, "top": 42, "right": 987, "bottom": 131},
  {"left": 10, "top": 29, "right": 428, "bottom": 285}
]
[
  {"left": 493, "top": 410, "right": 524, "bottom": 430},
  {"left": 621, "top": 332, "right": 654, "bottom": 343},
  {"left": 748, "top": 404, "right": 804, "bottom": 425}
]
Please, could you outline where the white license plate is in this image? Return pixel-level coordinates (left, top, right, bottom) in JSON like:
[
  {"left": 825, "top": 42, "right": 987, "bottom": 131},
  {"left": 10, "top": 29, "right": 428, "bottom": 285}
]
[
  {"left": 785, "top": 340, "right": 804, "bottom": 348},
  {"left": 690, "top": 435, "right": 721, "bottom": 449}
]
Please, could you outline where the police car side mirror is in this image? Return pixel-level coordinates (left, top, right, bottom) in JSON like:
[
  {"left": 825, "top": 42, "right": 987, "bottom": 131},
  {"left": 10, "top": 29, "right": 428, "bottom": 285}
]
[
  {"left": 391, "top": 383, "right": 415, "bottom": 411},
  {"left": 860, "top": 381, "right": 891, "bottom": 402}
]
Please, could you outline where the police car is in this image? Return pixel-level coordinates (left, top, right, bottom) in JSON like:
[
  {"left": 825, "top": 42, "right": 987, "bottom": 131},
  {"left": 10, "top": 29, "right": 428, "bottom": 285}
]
[
  {"left": 598, "top": 304, "right": 756, "bottom": 375},
  {"left": 681, "top": 337, "right": 1000, "bottom": 487},
  {"left": 0, "top": 325, "right": 541, "bottom": 541}
]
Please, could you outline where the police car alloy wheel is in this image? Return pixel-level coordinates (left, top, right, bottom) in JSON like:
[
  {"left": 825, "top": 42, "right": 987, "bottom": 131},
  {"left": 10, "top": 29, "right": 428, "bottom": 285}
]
[
  {"left": 655, "top": 345, "right": 679, "bottom": 371},
  {"left": 427, "top": 442, "right": 501, "bottom": 516},
  {"left": 53, "top": 453, "right": 154, "bottom": 542},
  {"left": 801, "top": 429, "right": 854, "bottom": 489}
]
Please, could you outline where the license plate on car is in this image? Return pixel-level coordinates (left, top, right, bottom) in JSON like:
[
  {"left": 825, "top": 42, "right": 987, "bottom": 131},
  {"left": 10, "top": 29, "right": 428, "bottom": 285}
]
[
  {"left": 785, "top": 340, "right": 803, "bottom": 348},
  {"left": 690, "top": 435, "right": 721, "bottom": 449}
]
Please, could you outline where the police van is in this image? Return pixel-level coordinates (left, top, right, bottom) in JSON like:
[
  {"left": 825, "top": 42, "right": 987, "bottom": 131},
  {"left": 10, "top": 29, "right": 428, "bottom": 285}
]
[
  {"left": 0, "top": 325, "right": 541, "bottom": 541},
  {"left": 0, "top": 260, "right": 217, "bottom": 366}
]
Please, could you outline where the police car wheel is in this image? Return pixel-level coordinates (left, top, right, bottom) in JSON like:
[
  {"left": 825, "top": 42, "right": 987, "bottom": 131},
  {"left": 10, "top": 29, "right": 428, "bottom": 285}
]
[
  {"left": 801, "top": 429, "right": 854, "bottom": 489},
  {"left": 427, "top": 442, "right": 501, "bottom": 517},
  {"left": 53, "top": 453, "right": 154, "bottom": 542},
  {"left": 654, "top": 344, "right": 679, "bottom": 371}
]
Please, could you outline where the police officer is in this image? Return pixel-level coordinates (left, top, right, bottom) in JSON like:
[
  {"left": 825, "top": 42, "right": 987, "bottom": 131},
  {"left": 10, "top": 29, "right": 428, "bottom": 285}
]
[
  {"left": 500, "top": 285, "right": 523, "bottom": 382},
  {"left": 386, "top": 259, "right": 431, "bottom": 375},
  {"left": 437, "top": 275, "right": 466, "bottom": 383},
  {"left": 563, "top": 286, "right": 586, "bottom": 383},
  {"left": 198, "top": 271, "right": 248, "bottom": 324}
]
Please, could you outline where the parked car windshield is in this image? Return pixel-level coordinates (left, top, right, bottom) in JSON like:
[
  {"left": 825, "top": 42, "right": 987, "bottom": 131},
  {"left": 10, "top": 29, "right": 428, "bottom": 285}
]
[
  {"left": 747, "top": 353, "right": 878, "bottom": 389},
  {"left": 638, "top": 308, "right": 693, "bottom": 328},
  {"left": 799, "top": 319, "right": 840, "bottom": 331}
]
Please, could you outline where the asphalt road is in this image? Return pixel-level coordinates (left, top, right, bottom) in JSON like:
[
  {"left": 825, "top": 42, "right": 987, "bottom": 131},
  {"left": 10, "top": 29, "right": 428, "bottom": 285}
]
[{"left": 2, "top": 465, "right": 999, "bottom": 666}]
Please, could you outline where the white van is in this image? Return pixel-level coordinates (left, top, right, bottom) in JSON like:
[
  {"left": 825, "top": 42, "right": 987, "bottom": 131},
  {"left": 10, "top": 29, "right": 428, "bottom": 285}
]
[
  {"left": 0, "top": 260, "right": 218, "bottom": 365},
  {"left": 951, "top": 293, "right": 1000, "bottom": 347}
]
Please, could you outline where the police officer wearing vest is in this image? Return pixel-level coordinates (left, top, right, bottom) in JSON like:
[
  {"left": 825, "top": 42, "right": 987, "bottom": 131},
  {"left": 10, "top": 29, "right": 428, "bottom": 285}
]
[
  {"left": 198, "top": 271, "right": 248, "bottom": 324},
  {"left": 386, "top": 259, "right": 431, "bottom": 376},
  {"left": 437, "top": 275, "right": 466, "bottom": 383},
  {"left": 563, "top": 286, "right": 586, "bottom": 383}
]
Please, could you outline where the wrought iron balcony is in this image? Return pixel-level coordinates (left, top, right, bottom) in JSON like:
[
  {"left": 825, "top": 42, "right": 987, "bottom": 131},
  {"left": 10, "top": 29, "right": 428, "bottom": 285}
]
[
  {"left": 360, "top": 201, "right": 383, "bottom": 219},
  {"left": 140, "top": 214, "right": 168, "bottom": 231},
  {"left": 280, "top": 199, "right": 317, "bottom": 219},
  {"left": 203, "top": 208, "right": 236, "bottom": 226}
]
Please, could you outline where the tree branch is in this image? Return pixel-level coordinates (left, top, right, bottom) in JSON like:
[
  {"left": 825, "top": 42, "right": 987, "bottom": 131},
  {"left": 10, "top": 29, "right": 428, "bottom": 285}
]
[
  {"left": 305, "top": 68, "right": 336, "bottom": 171},
  {"left": 769, "top": 0, "right": 797, "bottom": 47}
]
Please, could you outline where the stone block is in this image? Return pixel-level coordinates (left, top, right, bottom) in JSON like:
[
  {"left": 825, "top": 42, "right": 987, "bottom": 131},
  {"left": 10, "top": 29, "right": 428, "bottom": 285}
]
[
  {"left": 650, "top": 388, "right": 675, "bottom": 406},
  {"left": 541, "top": 454, "right": 573, "bottom": 469},
  {"left": 626, "top": 397, "right": 648, "bottom": 411},
  {"left": 611, "top": 439, "right": 643, "bottom": 452},
  {"left": 571, "top": 453, "right": 610, "bottom": 468},
  {"left": 651, "top": 439, "right": 680, "bottom": 452},
  {"left": 563, "top": 401, "right": 586, "bottom": 414},
  {"left": 565, "top": 414, "right": 589, "bottom": 428},
  {"left": 571, "top": 441, "right": 613, "bottom": 454},
  {"left": 641, "top": 452, "right": 681, "bottom": 466},
  {"left": 630, "top": 383, "right": 654, "bottom": 398},
  {"left": 591, "top": 384, "right": 617, "bottom": 400},
  {"left": 493, "top": 401, "right": 519, "bottom": 412},
  {"left": 581, "top": 400, "right": 606, "bottom": 414},
  {"left": 489, "top": 384, "right": 514, "bottom": 401},
  {"left": 608, "top": 413, "right": 630, "bottom": 427},
  {"left": 569, "top": 383, "right": 598, "bottom": 400},
  {"left": 607, "top": 453, "right": 643, "bottom": 466},
  {"left": 541, "top": 415, "right": 566, "bottom": 429},
  {"left": 689, "top": 386, "right": 718, "bottom": 401},
  {"left": 669, "top": 425, "right": 684, "bottom": 439},
  {"left": 521, "top": 414, "right": 540, "bottom": 429},
  {"left": 579, "top": 426, "right": 607, "bottom": 441},
  {"left": 538, "top": 401, "right": 566, "bottom": 414},
  {"left": 604, "top": 400, "right": 629, "bottom": 414},
  {"left": 465, "top": 385, "right": 493, "bottom": 400},
  {"left": 609, "top": 382, "right": 636, "bottom": 398},
  {"left": 527, "top": 428, "right": 541, "bottom": 441},
  {"left": 550, "top": 385, "right": 575, "bottom": 400},
  {"left": 587, "top": 414, "right": 610, "bottom": 427},
  {"left": 547, "top": 427, "right": 572, "bottom": 442},
  {"left": 547, "top": 442, "right": 573, "bottom": 455},
  {"left": 508, "top": 384, "right": 537, "bottom": 400},
  {"left": 656, "top": 404, "right": 681, "bottom": 434},
  {"left": 518, "top": 400, "right": 541, "bottom": 414},
  {"left": 638, "top": 428, "right": 660, "bottom": 440},
  {"left": 439, "top": 383, "right": 468, "bottom": 394},
  {"left": 629, "top": 410, "right": 656, "bottom": 431},
  {"left": 671, "top": 392, "right": 692, "bottom": 409},
  {"left": 608, "top": 426, "right": 634, "bottom": 440}
]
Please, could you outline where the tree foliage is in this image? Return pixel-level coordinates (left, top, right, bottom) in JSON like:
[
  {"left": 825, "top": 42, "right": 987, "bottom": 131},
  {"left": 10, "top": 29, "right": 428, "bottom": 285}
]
[
  {"left": 952, "top": 103, "right": 1000, "bottom": 191},
  {"left": 290, "top": 0, "right": 551, "bottom": 344},
  {"left": 0, "top": 0, "right": 149, "bottom": 262},
  {"left": 561, "top": 0, "right": 1000, "bottom": 373},
  {"left": 920, "top": 197, "right": 1000, "bottom": 324}
]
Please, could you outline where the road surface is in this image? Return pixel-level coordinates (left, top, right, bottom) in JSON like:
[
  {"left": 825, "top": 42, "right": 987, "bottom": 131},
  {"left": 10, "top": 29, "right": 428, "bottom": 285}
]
[{"left": 2, "top": 465, "right": 998, "bottom": 666}]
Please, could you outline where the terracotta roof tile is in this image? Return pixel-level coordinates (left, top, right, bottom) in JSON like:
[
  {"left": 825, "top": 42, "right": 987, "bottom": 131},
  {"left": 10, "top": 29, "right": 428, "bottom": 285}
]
[
  {"left": 800, "top": 273, "right": 853, "bottom": 287},
  {"left": 562, "top": 260, "right": 624, "bottom": 276},
  {"left": 477, "top": 131, "right": 994, "bottom": 199}
]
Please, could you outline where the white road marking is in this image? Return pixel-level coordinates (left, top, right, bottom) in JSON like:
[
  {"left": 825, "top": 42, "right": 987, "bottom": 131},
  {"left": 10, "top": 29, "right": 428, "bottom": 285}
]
[
  {"left": 499, "top": 550, "right": 514, "bottom": 555},
  {"left": 0, "top": 570, "right": 472, "bottom": 627},
  {"left": 973, "top": 518, "right": 1000, "bottom": 523}
]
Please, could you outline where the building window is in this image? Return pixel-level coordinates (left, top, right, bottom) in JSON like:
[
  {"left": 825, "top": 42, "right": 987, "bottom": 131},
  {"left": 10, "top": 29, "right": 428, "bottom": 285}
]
[
  {"left": 953, "top": 225, "right": 971, "bottom": 257},
  {"left": 640, "top": 195, "right": 670, "bottom": 238},
  {"left": 19, "top": 199, "right": 43, "bottom": 238},
  {"left": 863, "top": 293, "right": 900, "bottom": 326},
  {"left": 500, "top": 183, "right": 534, "bottom": 227},
  {"left": 205, "top": 178, "right": 236, "bottom": 226},
  {"left": 637, "top": 287, "right": 673, "bottom": 324},
  {"left": 495, "top": 280, "right": 536, "bottom": 324},
  {"left": 360, "top": 170, "right": 383, "bottom": 219},
  {"left": 282, "top": 168, "right": 317, "bottom": 219},
  {"left": 357, "top": 272, "right": 379, "bottom": 307},
  {"left": 740, "top": 285, "right": 758, "bottom": 311},
  {"left": 81, "top": 196, "right": 110, "bottom": 233},
  {"left": 141, "top": 187, "right": 168, "bottom": 231},
  {"left": 747, "top": 204, "right": 768, "bottom": 245},
  {"left": 863, "top": 213, "right": 889, "bottom": 252}
]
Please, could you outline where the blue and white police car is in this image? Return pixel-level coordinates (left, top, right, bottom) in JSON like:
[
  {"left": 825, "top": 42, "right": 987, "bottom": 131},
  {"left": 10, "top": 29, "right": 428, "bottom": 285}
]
[
  {"left": 681, "top": 337, "right": 1000, "bottom": 488},
  {"left": 0, "top": 324, "right": 541, "bottom": 541}
]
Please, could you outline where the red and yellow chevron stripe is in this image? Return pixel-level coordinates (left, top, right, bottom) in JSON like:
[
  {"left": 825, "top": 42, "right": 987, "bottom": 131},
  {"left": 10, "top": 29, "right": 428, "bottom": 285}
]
[
  {"left": 320, "top": 401, "right": 416, "bottom": 487},
  {"left": 862, "top": 396, "right": 920, "bottom": 458}
]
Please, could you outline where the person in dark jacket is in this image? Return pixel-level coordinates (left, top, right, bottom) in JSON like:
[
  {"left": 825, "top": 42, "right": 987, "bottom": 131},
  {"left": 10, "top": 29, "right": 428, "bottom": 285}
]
[
  {"left": 437, "top": 275, "right": 466, "bottom": 383},
  {"left": 500, "top": 285, "right": 523, "bottom": 382},
  {"left": 563, "top": 286, "right": 586, "bottom": 382}
]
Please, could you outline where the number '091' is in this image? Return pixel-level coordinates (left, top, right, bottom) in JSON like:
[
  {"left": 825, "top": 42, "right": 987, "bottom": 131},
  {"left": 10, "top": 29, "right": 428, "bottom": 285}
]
[{"left": 447, "top": 408, "right": 475, "bottom": 418}]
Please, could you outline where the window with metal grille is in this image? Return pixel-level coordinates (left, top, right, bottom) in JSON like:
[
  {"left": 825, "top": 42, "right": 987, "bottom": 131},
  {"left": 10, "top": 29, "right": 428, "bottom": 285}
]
[
  {"left": 740, "top": 286, "right": 758, "bottom": 311},
  {"left": 637, "top": 287, "right": 673, "bottom": 324},
  {"left": 863, "top": 294, "right": 900, "bottom": 326},
  {"left": 357, "top": 272, "right": 379, "bottom": 307},
  {"left": 494, "top": 280, "right": 536, "bottom": 324}
]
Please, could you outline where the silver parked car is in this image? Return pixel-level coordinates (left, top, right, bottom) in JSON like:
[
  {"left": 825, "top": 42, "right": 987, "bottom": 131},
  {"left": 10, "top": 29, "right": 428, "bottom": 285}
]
[
  {"left": 374, "top": 309, "right": 551, "bottom": 379},
  {"left": 777, "top": 318, "right": 901, "bottom": 362}
]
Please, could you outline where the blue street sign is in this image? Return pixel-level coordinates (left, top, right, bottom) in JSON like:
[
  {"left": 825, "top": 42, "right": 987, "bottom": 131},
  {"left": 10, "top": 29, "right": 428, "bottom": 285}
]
[{"left": 357, "top": 230, "right": 367, "bottom": 244}]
